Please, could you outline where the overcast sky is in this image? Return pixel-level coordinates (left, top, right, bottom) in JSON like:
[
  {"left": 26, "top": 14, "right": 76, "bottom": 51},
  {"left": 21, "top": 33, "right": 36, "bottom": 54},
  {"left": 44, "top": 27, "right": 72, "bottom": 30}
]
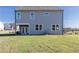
[{"left": 0, "top": 6, "right": 79, "bottom": 28}]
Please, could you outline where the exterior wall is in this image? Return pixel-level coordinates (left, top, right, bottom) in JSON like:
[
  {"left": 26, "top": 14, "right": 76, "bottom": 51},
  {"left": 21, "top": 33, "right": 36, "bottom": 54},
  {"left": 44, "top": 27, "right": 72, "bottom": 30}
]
[{"left": 15, "top": 10, "right": 63, "bottom": 35}]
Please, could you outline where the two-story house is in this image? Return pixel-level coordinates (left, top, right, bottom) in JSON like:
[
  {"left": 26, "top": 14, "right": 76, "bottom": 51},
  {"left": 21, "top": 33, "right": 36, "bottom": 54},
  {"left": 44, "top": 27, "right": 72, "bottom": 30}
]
[{"left": 15, "top": 6, "right": 63, "bottom": 35}]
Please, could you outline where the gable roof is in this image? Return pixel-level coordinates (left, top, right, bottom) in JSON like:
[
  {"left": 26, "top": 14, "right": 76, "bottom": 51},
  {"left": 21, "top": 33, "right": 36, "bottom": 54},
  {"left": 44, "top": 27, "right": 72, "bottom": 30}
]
[{"left": 16, "top": 6, "right": 63, "bottom": 11}]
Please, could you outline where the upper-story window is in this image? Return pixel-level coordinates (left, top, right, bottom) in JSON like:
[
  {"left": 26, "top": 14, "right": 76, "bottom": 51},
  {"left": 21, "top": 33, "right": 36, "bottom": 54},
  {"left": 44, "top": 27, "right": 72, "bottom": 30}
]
[
  {"left": 44, "top": 12, "right": 49, "bottom": 15},
  {"left": 29, "top": 12, "right": 35, "bottom": 19},
  {"left": 43, "top": 12, "right": 49, "bottom": 17},
  {"left": 44, "top": 12, "right": 49, "bottom": 14},
  {"left": 16, "top": 12, "right": 21, "bottom": 20},
  {"left": 31, "top": 13, "right": 34, "bottom": 16}
]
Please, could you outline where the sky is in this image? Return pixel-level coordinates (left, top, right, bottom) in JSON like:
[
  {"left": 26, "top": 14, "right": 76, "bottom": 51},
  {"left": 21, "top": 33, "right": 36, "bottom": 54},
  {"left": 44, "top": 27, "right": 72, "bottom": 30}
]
[
  {"left": 0, "top": 6, "right": 15, "bottom": 23},
  {"left": 60, "top": 6, "right": 79, "bottom": 28},
  {"left": 0, "top": 6, "right": 79, "bottom": 28}
]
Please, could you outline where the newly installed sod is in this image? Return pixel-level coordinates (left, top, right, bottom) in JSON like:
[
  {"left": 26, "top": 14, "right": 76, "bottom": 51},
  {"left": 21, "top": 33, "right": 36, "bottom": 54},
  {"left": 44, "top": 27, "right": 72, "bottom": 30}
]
[{"left": 0, "top": 35, "right": 79, "bottom": 53}]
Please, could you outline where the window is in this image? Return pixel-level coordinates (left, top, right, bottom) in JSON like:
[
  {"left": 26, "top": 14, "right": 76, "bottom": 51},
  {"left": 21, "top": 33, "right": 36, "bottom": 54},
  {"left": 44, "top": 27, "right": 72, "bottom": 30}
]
[
  {"left": 56, "top": 25, "right": 59, "bottom": 30},
  {"left": 35, "top": 24, "right": 42, "bottom": 31},
  {"left": 40, "top": 25, "right": 42, "bottom": 30},
  {"left": 29, "top": 12, "right": 35, "bottom": 19},
  {"left": 35, "top": 25, "right": 39, "bottom": 30},
  {"left": 16, "top": 12, "right": 21, "bottom": 20},
  {"left": 44, "top": 12, "right": 49, "bottom": 16},
  {"left": 52, "top": 25, "right": 60, "bottom": 31},
  {"left": 31, "top": 13, "right": 34, "bottom": 16},
  {"left": 52, "top": 25, "right": 55, "bottom": 31},
  {"left": 44, "top": 12, "right": 48, "bottom": 14}
]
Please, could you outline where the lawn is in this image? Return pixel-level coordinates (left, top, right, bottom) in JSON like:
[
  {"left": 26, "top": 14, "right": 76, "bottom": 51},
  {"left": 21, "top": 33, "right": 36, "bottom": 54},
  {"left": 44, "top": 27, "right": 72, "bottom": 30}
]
[
  {"left": 0, "top": 30, "right": 15, "bottom": 34},
  {"left": 0, "top": 35, "right": 79, "bottom": 53}
]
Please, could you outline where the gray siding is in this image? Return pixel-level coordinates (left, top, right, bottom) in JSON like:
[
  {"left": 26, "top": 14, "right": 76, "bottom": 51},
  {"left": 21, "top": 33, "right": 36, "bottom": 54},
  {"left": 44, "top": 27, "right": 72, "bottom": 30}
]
[{"left": 16, "top": 11, "right": 63, "bottom": 35}]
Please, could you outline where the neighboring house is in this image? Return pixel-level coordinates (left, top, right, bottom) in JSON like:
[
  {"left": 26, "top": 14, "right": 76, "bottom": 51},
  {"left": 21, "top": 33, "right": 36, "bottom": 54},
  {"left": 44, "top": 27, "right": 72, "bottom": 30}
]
[
  {"left": 4, "top": 23, "right": 15, "bottom": 30},
  {"left": 0, "top": 21, "right": 4, "bottom": 31},
  {"left": 64, "top": 28, "right": 79, "bottom": 34},
  {"left": 15, "top": 6, "right": 63, "bottom": 35}
]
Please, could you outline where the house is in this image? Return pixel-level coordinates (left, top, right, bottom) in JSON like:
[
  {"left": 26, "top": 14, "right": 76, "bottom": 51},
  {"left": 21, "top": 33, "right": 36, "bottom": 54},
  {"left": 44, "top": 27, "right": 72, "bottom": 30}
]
[
  {"left": 0, "top": 21, "right": 4, "bottom": 31},
  {"left": 15, "top": 6, "right": 63, "bottom": 35},
  {"left": 4, "top": 23, "right": 15, "bottom": 30}
]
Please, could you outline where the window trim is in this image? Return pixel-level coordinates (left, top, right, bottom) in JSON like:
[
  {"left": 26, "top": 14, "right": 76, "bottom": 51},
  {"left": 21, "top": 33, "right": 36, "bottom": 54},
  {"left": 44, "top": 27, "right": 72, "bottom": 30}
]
[
  {"left": 56, "top": 24, "right": 60, "bottom": 31},
  {"left": 29, "top": 12, "right": 35, "bottom": 19},
  {"left": 35, "top": 24, "right": 43, "bottom": 31},
  {"left": 51, "top": 24, "right": 56, "bottom": 31},
  {"left": 16, "top": 12, "right": 22, "bottom": 20},
  {"left": 51, "top": 24, "right": 60, "bottom": 31},
  {"left": 44, "top": 12, "right": 49, "bottom": 14}
]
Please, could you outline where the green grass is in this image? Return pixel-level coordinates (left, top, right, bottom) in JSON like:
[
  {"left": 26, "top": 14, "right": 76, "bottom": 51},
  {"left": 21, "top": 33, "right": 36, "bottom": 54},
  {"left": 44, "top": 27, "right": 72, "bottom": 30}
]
[
  {"left": 0, "top": 30, "right": 15, "bottom": 34},
  {"left": 0, "top": 35, "right": 79, "bottom": 53}
]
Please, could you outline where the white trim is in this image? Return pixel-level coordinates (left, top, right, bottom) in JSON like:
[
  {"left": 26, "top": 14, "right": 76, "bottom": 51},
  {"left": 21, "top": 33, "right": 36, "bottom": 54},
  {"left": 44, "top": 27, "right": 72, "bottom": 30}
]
[
  {"left": 16, "top": 12, "right": 22, "bottom": 20},
  {"left": 51, "top": 24, "right": 55, "bottom": 31},
  {"left": 51, "top": 24, "right": 60, "bottom": 31},
  {"left": 56, "top": 24, "right": 60, "bottom": 31},
  {"left": 35, "top": 24, "right": 43, "bottom": 31},
  {"left": 16, "top": 23, "right": 30, "bottom": 34},
  {"left": 16, "top": 23, "right": 29, "bottom": 25}
]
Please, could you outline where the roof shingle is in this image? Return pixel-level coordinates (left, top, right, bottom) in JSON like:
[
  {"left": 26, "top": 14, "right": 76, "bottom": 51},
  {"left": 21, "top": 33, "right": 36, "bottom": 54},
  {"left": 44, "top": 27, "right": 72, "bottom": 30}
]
[{"left": 16, "top": 6, "right": 63, "bottom": 10}]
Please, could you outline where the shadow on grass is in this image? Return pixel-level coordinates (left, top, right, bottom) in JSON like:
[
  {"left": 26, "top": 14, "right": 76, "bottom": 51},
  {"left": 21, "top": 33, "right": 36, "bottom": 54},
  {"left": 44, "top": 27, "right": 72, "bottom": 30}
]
[
  {"left": 0, "top": 33, "right": 63, "bottom": 36},
  {"left": 0, "top": 34, "right": 47, "bottom": 36},
  {"left": 0, "top": 34, "right": 16, "bottom": 36}
]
